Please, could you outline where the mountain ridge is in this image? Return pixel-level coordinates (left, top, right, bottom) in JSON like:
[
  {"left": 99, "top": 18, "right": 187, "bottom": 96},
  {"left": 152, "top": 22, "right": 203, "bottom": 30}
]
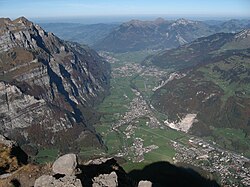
[
  {"left": 40, "top": 22, "right": 118, "bottom": 46},
  {"left": 148, "top": 29, "right": 250, "bottom": 157},
  {"left": 0, "top": 17, "right": 110, "bottom": 153},
  {"left": 93, "top": 18, "right": 250, "bottom": 52},
  {"left": 144, "top": 29, "right": 250, "bottom": 70}
]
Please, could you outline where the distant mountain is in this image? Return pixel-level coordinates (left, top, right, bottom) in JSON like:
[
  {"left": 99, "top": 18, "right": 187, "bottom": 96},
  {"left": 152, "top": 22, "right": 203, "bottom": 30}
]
[
  {"left": 39, "top": 18, "right": 250, "bottom": 53},
  {"left": 0, "top": 17, "right": 110, "bottom": 153},
  {"left": 215, "top": 19, "right": 250, "bottom": 33},
  {"left": 143, "top": 32, "right": 235, "bottom": 70},
  {"left": 202, "top": 20, "right": 225, "bottom": 26},
  {"left": 40, "top": 23, "right": 118, "bottom": 46},
  {"left": 94, "top": 18, "right": 250, "bottom": 52},
  {"left": 144, "top": 29, "right": 250, "bottom": 69},
  {"left": 94, "top": 18, "right": 214, "bottom": 52},
  {"left": 148, "top": 30, "right": 250, "bottom": 155}
]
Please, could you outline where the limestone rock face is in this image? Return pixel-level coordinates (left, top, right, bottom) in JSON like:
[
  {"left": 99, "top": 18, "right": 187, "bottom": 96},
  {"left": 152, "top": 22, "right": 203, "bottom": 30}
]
[
  {"left": 138, "top": 180, "right": 153, "bottom": 187},
  {"left": 34, "top": 175, "right": 82, "bottom": 187},
  {"left": 52, "top": 154, "right": 77, "bottom": 176},
  {"left": 92, "top": 171, "right": 118, "bottom": 187},
  {"left": 0, "top": 134, "right": 17, "bottom": 147},
  {"left": 34, "top": 175, "right": 55, "bottom": 187},
  {"left": 0, "top": 17, "right": 110, "bottom": 150},
  {"left": 55, "top": 175, "right": 82, "bottom": 187},
  {"left": 0, "top": 82, "right": 48, "bottom": 130}
]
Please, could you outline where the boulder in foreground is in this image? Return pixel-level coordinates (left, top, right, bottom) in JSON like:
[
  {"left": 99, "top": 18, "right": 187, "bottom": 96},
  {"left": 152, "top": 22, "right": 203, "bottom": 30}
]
[{"left": 52, "top": 154, "right": 78, "bottom": 176}]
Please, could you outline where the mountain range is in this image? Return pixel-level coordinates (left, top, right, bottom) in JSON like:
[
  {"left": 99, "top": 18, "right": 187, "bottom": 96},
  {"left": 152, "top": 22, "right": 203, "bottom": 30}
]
[
  {"left": 40, "top": 23, "right": 118, "bottom": 46},
  {"left": 40, "top": 18, "right": 250, "bottom": 53},
  {"left": 94, "top": 18, "right": 250, "bottom": 52},
  {"left": 147, "top": 29, "right": 250, "bottom": 156},
  {"left": 0, "top": 17, "right": 110, "bottom": 153}
]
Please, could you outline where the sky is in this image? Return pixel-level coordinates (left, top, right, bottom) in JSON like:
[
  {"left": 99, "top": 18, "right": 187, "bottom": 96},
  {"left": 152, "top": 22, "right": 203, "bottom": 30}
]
[{"left": 0, "top": 0, "right": 250, "bottom": 22}]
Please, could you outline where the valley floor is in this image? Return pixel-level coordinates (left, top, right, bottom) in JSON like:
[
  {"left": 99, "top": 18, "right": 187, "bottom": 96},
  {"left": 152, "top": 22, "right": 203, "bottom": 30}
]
[{"left": 93, "top": 51, "right": 250, "bottom": 186}]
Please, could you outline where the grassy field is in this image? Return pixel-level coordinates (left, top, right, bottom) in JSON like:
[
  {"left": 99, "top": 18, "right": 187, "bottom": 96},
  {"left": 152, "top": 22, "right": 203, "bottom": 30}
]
[
  {"left": 131, "top": 76, "right": 160, "bottom": 99},
  {"left": 78, "top": 147, "right": 105, "bottom": 159},
  {"left": 95, "top": 114, "right": 187, "bottom": 172},
  {"left": 97, "top": 77, "right": 136, "bottom": 117},
  {"left": 111, "top": 50, "right": 158, "bottom": 64},
  {"left": 34, "top": 148, "right": 59, "bottom": 164},
  {"left": 136, "top": 126, "right": 180, "bottom": 160},
  {"left": 93, "top": 51, "right": 188, "bottom": 172}
]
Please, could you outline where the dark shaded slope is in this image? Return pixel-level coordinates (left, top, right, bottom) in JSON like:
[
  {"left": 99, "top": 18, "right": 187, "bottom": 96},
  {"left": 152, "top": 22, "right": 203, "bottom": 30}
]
[{"left": 129, "top": 161, "right": 219, "bottom": 187}]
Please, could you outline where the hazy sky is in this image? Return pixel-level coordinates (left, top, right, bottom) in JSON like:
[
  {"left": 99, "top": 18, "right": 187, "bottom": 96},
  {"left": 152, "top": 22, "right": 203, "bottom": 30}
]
[{"left": 0, "top": 0, "right": 250, "bottom": 20}]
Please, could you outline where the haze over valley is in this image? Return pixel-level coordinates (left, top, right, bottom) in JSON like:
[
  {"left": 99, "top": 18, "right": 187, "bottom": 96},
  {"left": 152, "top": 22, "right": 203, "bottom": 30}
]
[{"left": 0, "top": 0, "right": 250, "bottom": 186}]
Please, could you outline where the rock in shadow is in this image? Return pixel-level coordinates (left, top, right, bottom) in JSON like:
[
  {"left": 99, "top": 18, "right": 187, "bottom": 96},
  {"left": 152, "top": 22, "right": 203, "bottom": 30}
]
[
  {"left": 77, "top": 158, "right": 135, "bottom": 187},
  {"left": 10, "top": 179, "right": 21, "bottom": 187},
  {"left": 128, "top": 161, "right": 220, "bottom": 187},
  {"left": 11, "top": 146, "right": 28, "bottom": 165}
]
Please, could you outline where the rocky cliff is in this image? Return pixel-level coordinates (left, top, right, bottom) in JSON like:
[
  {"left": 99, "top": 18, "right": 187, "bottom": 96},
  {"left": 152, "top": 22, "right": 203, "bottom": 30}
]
[{"left": 0, "top": 17, "right": 110, "bottom": 152}]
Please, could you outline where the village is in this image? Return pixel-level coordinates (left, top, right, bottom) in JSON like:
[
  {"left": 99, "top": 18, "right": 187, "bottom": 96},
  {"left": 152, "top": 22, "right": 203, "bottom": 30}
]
[
  {"left": 102, "top": 52, "right": 250, "bottom": 186},
  {"left": 172, "top": 138, "right": 250, "bottom": 186}
]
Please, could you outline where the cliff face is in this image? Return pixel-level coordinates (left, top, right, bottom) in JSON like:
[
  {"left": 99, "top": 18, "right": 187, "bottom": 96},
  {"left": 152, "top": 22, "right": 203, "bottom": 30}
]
[{"left": 0, "top": 17, "right": 110, "bottom": 151}]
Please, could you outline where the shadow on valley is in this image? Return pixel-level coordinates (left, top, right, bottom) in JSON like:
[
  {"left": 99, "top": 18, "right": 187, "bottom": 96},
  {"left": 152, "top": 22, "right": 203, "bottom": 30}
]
[
  {"left": 11, "top": 146, "right": 28, "bottom": 166},
  {"left": 75, "top": 158, "right": 219, "bottom": 187},
  {"left": 128, "top": 161, "right": 220, "bottom": 187},
  {"left": 77, "top": 158, "right": 135, "bottom": 187}
]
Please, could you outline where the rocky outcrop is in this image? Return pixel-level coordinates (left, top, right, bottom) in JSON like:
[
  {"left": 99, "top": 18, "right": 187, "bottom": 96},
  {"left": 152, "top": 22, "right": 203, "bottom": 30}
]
[
  {"left": 79, "top": 157, "right": 135, "bottom": 187},
  {"left": 34, "top": 175, "right": 82, "bottom": 187},
  {"left": 0, "top": 17, "right": 110, "bottom": 151},
  {"left": 92, "top": 171, "right": 118, "bottom": 187},
  {"left": 52, "top": 154, "right": 77, "bottom": 176},
  {"left": 0, "top": 82, "right": 47, "bottom": 130},
  {"left": 34, "top": 154, "right": 133, "bottom": 187},
  {"left": 35, "top": 154, "right": 81, "bottom": 187},
  {"left": 0, "top": 134, "right": 17, "bottom": 147},
  {"left": 138, "top": 180, "right": 152, "bottom": 187}
]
